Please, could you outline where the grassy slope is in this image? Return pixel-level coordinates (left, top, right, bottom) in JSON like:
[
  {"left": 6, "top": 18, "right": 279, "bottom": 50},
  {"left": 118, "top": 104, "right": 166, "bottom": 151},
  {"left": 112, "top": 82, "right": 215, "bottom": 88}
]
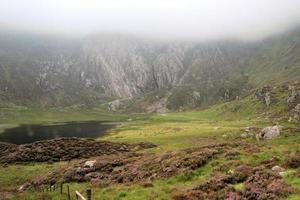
[{"left": 1, "top": 82, "right": 300, "bottom": 199}]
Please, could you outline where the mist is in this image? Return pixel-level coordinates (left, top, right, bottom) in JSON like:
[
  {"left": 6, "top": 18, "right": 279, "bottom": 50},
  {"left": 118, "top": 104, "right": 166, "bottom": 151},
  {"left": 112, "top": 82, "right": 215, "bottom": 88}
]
[{"left": 0, "top": 0, "right": 300, "bottom": 41}]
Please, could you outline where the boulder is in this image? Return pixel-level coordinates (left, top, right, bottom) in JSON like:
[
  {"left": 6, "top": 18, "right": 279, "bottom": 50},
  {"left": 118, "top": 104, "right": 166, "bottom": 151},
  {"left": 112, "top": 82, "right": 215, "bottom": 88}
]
[
  {"left": 84, "top": 160, "right": 96, "bottom": 168},
  {"left": 240, "top": 133, "right": 254, "bottom": 138},
  {"left": 108, "top": 99, "right": 122, "bottom": 111},
  {"left": 18, "top": 182, "right": 31, "bottom": 191},
  {"left": 287, "top": 87, "right": 300, "bottom": 108},
  {"left": 272, "top": 165, "right": 284, "bottom": 172},
  {"left": 256, "top": 125, "right": 282, "bottom": 140}
]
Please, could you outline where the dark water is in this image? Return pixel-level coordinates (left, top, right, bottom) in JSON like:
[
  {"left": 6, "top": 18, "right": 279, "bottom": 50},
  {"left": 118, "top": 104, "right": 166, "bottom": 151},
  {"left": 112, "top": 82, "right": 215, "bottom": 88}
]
[{"left": 0, "top": 121, "right": 116, "bottom": 144}]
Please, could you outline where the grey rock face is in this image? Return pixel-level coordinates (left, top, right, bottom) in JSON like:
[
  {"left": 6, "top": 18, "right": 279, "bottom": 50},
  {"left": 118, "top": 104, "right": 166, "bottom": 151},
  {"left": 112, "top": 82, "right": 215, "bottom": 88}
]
[
  {"left": 108, "top": 99, "right": 122, "bottom": 112},
  {"left": 0, "top": 33, "right": 251, "bottom": 101},
  {"left": 292, "top": 103, "right": 300, "bottom": 121},
  {"left": 256, "top": 125, "right": 282, "bottom": 140},
  {"left": 1, "top": 28, "right": 300, "bottom": 108},
  {"left": 256, "top": 86, "right": 273, "bottom": 106},
  {"left": 287, "top": 86, "right": 300, "bottom": 108}
]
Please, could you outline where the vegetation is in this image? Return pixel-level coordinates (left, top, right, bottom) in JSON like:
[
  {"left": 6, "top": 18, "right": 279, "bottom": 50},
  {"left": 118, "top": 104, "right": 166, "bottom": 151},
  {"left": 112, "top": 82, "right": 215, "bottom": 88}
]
[{"left": 0, "top": 80, "right": 299, "bottom": 199}]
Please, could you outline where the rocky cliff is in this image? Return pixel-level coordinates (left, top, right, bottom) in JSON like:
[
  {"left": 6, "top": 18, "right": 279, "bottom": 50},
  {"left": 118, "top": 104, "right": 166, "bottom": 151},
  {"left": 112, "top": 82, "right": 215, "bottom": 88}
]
[{"left": 0, "top": 28, "right": 299, "bottom": 110}]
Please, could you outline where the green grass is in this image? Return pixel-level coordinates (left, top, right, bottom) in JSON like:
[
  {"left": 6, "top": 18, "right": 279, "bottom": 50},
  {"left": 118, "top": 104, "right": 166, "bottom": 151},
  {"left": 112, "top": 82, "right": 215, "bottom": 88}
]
[
  {"left": 1, "top": 82, "right": 300, "bottom": 199},
  {"left": 0, "top": 162, "right": 63, "bottom": 189},
  {"left": 9, "top": 159, "right": 219, "bottom": 200}
]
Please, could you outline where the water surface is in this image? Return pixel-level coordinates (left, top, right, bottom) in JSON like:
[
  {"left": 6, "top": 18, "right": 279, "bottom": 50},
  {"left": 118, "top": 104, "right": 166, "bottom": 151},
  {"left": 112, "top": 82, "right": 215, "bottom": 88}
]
[{"left": 0, "top": 121, "right": 116, "bottom": 144}]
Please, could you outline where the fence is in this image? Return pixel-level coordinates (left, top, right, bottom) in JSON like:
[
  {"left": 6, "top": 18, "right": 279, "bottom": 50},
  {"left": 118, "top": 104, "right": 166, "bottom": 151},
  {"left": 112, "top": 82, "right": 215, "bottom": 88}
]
[{"left": 42, "top": 183, "right": 92, "bottom": 200}]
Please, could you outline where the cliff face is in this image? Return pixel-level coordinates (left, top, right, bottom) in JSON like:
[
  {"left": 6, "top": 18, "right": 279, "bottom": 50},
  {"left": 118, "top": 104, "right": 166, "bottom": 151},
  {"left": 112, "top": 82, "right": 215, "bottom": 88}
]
[
  {"left": 0, "top": 29, "right": 299, "bottom": 109},
  {"left": 80, "top": 37, "right": 252, "bottom": 99}
]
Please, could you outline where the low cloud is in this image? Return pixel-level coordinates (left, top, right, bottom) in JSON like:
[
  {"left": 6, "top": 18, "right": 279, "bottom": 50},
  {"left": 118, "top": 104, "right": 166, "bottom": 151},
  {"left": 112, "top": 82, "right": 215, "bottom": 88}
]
[{"left": 0, "top": 0, "right": 300, "bottom": 40}]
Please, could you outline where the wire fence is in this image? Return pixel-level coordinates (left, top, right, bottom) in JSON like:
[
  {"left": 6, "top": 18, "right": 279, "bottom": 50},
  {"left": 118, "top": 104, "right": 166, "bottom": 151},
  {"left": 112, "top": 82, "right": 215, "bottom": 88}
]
[{"left": 41, "top": 183, "right": 92, "bottom": 200}]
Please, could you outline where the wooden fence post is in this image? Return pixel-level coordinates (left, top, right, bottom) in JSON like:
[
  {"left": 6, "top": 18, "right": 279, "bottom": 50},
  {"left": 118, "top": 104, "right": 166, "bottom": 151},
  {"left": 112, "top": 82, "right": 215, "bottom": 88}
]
[
  {"left": 67, "top": 185, "right": 71, "bottom": 200},
  {"left": 60, "top": 183, "right": 63, "bottom": 194},
  {"left": 86, "top": 189, "right": 92, "bottom": 200}
]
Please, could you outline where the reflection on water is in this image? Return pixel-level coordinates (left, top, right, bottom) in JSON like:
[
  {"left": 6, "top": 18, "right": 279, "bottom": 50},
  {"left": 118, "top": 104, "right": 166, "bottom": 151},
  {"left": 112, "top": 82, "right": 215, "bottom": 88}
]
[{"left": 0, "top": 121, "right": 116, "bottom": 144}]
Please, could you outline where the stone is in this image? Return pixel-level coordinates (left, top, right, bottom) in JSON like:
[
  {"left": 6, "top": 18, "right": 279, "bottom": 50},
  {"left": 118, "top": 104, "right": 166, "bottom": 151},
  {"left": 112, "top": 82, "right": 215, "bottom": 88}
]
[
  {"left": 295, "top": 103, "right": 300, "bottom": 112},
  {"left": 84, "top": 160, "right": 96, "bottom": 168},
  {"left": 279, "top": 171, "right": 286, "bottom": 177},
  {"left": 265, "top": 92, "right": 271, "bottom": 106},
  {"left": 255, "top": 86, "right": 273, "bottom": 106},
  {"left": 18, "top": 182, "right": 31, "bottom": 191},
  {"left": 108, "top": 99, "right": 121, "bottom": 111},
  {"left": 256, "top": 125, "right": 282, "bottom": 140},
  {"left": 287, "top": 87, "right": 300, "bottom": 108},
  {"left": 272, "top": 165, "right": 285, "bottom": 173}
]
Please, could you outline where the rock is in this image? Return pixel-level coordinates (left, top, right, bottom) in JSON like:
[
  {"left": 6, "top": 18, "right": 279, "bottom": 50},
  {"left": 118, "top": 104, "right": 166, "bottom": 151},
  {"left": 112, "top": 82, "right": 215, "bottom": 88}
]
[
  {"left": 256, "top": 125, "right": 282, "bottom": 140},
  {"left": 272, "top": 165, "right": 285, "bottom": 173},
  {"left": 18, "top": 182, "right": 31, "bottom": 191},
  {"left": 84, "top": 160, "right": 96, "bottom": 168},
  {"left": 108, "top": 99, "right": 122, "bottom": 111},
  {"left": 241, "top": 126, "right": 259, "bottom": 132},
  {"left": 241, "top": 127, "right": 251, "bottom": 132},
  {"left": 295, "top": 103, "right": 300, "bottom": 112},
  {"left": 292, "top": 103, "right": 300, "bottom": 122},
  {"left": 265, "top": 92, "right": 271, "bottom": 106},
  {"left": 287, "top": 87, "right": 300, "bottom": 108},
  {"left": 279, "top": 171, "right": 286, "bottom": 177},
  {"left": 256, "top": 86, "right": 273, "bottom": 106}
]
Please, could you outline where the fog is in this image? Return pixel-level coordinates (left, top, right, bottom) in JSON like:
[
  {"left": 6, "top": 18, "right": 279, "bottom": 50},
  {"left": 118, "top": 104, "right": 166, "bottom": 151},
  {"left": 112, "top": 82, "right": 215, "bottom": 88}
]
[{"left": 0, "top": 0, "right": 300, "bottom": 40}]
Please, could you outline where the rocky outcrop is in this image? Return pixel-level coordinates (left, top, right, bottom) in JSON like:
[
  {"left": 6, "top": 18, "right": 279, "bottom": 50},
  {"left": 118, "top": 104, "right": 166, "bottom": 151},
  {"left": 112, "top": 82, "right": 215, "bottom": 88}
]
[
  {"left": 1, "top": 28, "right": 300, "bottom": 110},
  {"left": 256, "top": 86, "right": 273, "bottom": 106},
  {"left": 287, "top": 86, "right": 300, "bottom": 108},
  {"left": 256, "top": 125, "right": 282, "bottom": 140},
  {"left": 0, "top": 32, "right": 252, "bottom": 107},
  {"left": 287, "top": 85, "right": 300, "bottom": 122}
]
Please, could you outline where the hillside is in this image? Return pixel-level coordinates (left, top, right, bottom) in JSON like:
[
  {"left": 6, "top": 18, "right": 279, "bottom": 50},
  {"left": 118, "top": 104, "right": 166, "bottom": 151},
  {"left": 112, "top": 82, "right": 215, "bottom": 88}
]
[
  {"left": 0, "top": 27, "right": 299, "bottom": 109},
  {"left": 1, "top": 75, "right": 300, "bottom": 199}
]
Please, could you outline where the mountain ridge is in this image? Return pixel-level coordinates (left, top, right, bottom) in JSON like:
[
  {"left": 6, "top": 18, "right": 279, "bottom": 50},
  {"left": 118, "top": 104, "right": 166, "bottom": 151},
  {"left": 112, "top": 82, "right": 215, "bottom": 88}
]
[{"left": 0, "top": 27, "right": 299, "bottom": 110}]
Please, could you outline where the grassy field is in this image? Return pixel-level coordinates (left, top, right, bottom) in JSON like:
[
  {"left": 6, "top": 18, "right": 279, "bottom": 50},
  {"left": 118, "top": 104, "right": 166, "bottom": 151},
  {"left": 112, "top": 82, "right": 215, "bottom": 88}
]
[{"left": 0, "top": 90, "right": 300, "bottom": 199}]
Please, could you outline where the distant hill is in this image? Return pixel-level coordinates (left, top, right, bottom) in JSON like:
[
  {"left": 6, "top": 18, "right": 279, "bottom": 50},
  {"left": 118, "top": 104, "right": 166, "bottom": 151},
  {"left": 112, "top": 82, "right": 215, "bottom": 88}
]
[{"left": 0, "top": 27, "right": 299, "bottom": 110}]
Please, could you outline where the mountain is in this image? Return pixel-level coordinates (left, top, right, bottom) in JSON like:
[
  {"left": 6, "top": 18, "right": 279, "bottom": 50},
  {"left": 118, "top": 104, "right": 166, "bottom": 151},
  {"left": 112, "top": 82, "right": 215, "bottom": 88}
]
[{"left": 0, "top": 27, "right": 299, "bottom": 110}]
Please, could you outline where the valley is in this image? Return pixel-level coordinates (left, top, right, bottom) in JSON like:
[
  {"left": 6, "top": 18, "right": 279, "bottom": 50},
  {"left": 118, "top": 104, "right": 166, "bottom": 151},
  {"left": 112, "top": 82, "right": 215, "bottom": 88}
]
[
  {"left": 0, "top": 80, "right": 299, "bottom": 199},
  {"left": 1, "top": 1, "right": 300, "bottom": 199}
]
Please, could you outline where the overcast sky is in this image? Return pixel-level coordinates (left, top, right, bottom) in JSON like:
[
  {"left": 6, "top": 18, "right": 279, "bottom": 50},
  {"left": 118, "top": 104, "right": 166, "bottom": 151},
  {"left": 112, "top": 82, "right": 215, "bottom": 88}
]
[{"left": 0, "top": 0, "right": 300, "bottom": 40}]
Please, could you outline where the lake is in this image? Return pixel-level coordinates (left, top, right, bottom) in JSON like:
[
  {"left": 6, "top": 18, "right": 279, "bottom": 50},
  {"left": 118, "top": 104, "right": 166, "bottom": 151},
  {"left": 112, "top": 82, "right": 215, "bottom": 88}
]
[{"left": 0, "top": 121, "right": 116, "bottom": 144}]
